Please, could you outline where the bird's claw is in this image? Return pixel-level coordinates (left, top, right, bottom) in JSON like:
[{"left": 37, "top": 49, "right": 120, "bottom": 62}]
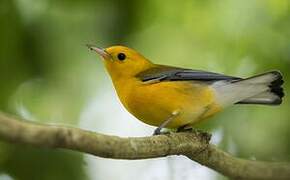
[
  {"left": 153, "top": 128, "right": 171, "bottom": 136},
  {"left": 177, "top": 126, "right": 211, "bottom": 142}
]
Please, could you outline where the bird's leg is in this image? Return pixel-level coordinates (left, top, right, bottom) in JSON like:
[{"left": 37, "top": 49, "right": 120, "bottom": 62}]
[{"left": 153, "top": 110, "right": 179, "bottom": 136}]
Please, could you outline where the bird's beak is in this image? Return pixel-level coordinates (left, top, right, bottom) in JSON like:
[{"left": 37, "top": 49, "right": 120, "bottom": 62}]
[{"left": 87, "top": 44, "right": 111, "bottom": 60}]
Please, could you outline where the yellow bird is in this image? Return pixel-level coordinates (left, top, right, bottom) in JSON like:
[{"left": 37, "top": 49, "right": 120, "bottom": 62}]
[{"left": 87, "top": 45, "right": 284, "bottom": 135}]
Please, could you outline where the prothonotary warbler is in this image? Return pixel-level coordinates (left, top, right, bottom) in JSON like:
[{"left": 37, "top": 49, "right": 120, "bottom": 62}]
[{"left": 87, "top": 45, "right": 284, "bottom": 135}]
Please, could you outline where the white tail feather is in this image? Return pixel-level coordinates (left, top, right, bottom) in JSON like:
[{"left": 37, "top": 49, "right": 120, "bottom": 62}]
[
  {"left": 212, "top": 71, "right": 282, "bottom": 107},
  {"left": 237, "top": 91, "right": 279, "bottom": 104}
]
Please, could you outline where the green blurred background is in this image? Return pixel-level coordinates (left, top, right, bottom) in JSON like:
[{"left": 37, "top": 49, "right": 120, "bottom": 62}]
[{"left": 0, "top": 0, "right": 289, "bottom": 179}]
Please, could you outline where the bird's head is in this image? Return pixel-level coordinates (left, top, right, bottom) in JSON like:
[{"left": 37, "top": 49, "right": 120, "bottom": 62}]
[{"left": 88, "top": 45, "right": 153, "bottom": 79}]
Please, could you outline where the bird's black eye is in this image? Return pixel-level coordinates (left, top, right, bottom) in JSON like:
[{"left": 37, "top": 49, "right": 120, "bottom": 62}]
[{"left": 117, "top": 53, "right": 126, "bottom": 61}]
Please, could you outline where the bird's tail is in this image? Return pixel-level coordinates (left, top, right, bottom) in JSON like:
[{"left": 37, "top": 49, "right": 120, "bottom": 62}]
[{"left": 213, "top": 71, "right": 284, "bottom": 107}]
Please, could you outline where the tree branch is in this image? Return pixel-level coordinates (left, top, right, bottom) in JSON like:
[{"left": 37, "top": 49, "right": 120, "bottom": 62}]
[{"left": 0, "top": 112, "right": 289, "bottom": 180}]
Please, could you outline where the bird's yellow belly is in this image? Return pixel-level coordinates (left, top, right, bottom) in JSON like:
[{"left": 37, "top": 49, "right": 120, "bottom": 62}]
[{"left": 116, "top": 80, "right": 222, "bottom": 128}]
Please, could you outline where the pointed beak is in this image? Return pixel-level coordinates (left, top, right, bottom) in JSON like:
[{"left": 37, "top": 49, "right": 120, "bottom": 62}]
[{"left": 86, "top": 44, "right": 111, "bottom": 60}]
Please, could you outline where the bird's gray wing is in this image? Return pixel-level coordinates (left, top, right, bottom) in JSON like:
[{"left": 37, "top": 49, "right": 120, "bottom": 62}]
[{"left": 136, "top": 65, "right": 241, "bottom": 83}]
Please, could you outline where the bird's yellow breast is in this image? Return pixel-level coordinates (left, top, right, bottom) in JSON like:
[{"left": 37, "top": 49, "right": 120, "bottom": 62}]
[{"left": 111, "top": 77, "right": 222, "bottom": 128}]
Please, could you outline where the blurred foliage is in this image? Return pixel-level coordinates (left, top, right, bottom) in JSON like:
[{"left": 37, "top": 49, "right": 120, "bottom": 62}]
[
  {"left": 0, "top": 0, "right": 289, "bottom": 179},
  {"left": 0, "top": 142, "right": 86, "bottom": 180}
]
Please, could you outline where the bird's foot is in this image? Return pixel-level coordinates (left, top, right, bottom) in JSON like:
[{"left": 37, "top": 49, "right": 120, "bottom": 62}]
[
  {"left": 177, "top": 125, "right": 192, "bottom": 133},
  {"left": 177, "top": 126, "right": 211, "bottom": 142},
  {"left": 152, "top": 128, "right": 171, "bottom": 136}
]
